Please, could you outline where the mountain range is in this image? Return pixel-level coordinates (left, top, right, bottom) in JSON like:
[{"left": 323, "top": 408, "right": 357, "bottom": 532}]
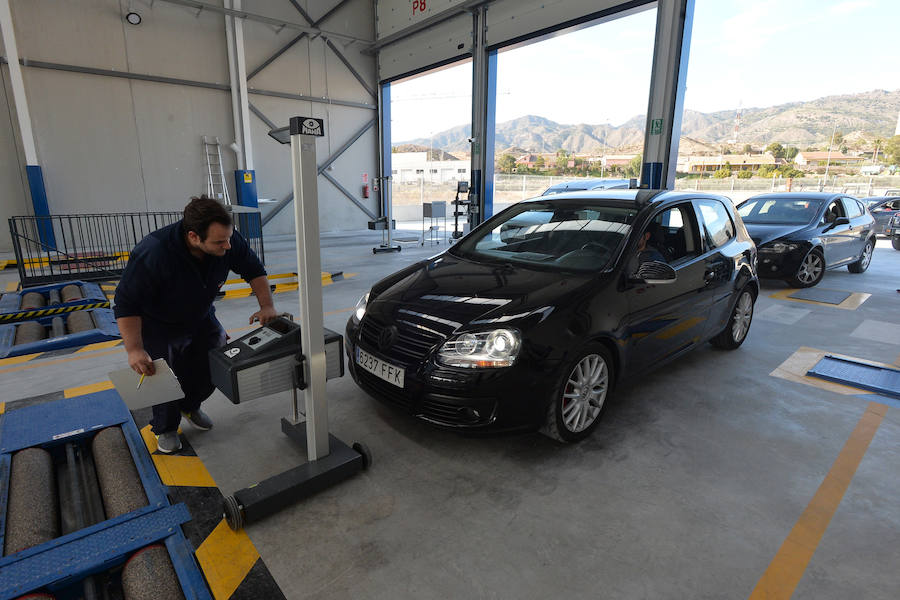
[{"left": 398, "top": 89, "right": 900, "bottom": 155}]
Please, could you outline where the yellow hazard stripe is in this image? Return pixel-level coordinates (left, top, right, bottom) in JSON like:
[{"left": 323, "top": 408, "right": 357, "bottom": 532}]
[
  {"left": 5, "top": 281, "right": 18, "bottom": 292},
  {"left": 749, "top": 402, "right": 887, "bottom": 599},
  {"left": 0, "top": 402, "right": 5, "bottom": 415},
  {"left": 0, "top": 352, "right": 44, "bottom": 367},
  {"left": 196, "top": 520, "right": 261, "bottom": 600},
  {"left": 0, "top": 302, "right": 110, "bottom": 321},
  {"left": 64, "top": 380, "right": 115, "bottom": 398},
  {"left": 153, "top": 455, "right": 217, "bottom": 487},
  {"left": 76, "top": 339, "right": 123, "bottom": 353}
]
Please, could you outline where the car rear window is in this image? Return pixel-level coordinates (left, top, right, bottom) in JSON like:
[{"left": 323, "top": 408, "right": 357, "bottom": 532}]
[
  {"left": 738, "top": 197, "right": 823, "bottom": 225},
  {"left": 452, "top": 202, "right": 637, "bottom": 272}
]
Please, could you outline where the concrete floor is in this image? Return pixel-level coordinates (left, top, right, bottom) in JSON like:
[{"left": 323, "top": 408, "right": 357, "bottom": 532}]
[{"left": 2, "top": 231, "right": 899, "bottom": 599}]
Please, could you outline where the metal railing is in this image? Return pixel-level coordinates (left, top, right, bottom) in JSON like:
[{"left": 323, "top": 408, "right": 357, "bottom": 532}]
[{"left": 9, "top": 211, "right": 265, "bottom": 286}]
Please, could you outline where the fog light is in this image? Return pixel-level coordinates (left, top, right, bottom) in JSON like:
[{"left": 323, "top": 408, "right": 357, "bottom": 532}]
[{"left": 459, "top": 407, "right": 480, "bottom": 422}]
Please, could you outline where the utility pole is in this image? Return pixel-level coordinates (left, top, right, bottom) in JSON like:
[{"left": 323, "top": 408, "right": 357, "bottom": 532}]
[{"left": 823, "top": 123, "right": 837, "bottom": 191}]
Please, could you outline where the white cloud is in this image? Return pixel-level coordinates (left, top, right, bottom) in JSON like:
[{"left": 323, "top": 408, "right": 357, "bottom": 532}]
[{"left": 829, "top": 1, "right": 874, "bottom": 15}]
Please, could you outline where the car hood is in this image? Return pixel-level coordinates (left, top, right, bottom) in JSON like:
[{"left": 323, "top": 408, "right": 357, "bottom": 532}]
[
  {"left": 742, "top": 223, "right": 807, "bottom": 247},
  {"left": 369, "top": 253, "right": 596, "bottom": 332}
]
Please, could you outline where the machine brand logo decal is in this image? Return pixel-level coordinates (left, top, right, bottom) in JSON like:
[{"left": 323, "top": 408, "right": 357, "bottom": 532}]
[
  {"left": 301, "top": 118, "right": 324, "bottom": 136},
  {"left": 224, "top": 347, "right": 241, "bottom": 358},
  {"left": 378, "top": 326, "right": 398, "bottom": 351}
]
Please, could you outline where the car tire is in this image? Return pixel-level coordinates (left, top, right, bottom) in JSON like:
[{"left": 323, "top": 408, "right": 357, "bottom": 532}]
[
  {"left": 848, "top": 238, "right": 874, "bottom": 273},
  {"left": 892, "top": 236, "right": 900, "bottom": 251},
  {"left": 543, "top": 344, "right": 614, "bottom": 444},
  {"left": 788, "top": 249, "right": 825, "bottom": 288},
  {"left": 710, "top": 287, "right": 755, "bottom": 350}
]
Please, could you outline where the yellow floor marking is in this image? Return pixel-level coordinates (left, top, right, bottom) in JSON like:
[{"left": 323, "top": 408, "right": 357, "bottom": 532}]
[
  {"left": 195, "top": 519, "right": 261, "bottom": 600},
  {"left": 64, "top": 380, "right": 114, "bottom": 398},
  {"left": 152, "top": 455, "right": 217, "bottom": 487},
  {"left": 769, "top": 289, "right": 871, "bottom": 311},
  {"left": 140, "top": 425, "right": 158, "bottom": 453},
  {"left": 75, "top": 339, "right": 123, "bottom": 353},
  {"left": 769, "top": 346, "right": 900, "bottom": 396},
  {"left": 0, "top": 353, "right": 42, "bottom": 367},
  {"left": 0, "top": 402, "right": 5, "bottom": 415},
  {"left": 325, "top": 307, "right": 353, "bottom": 316},
  {"left": 749, "top": 402, "right": 887, "bottom": 600},
  {"left": 5, "top": 281, "right": 18, "bottom": 292}
]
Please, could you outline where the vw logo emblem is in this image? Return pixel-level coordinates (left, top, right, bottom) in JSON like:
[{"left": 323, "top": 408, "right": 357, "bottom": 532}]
[{"left": 378, "top": 325, "right": 398, "bottom": 351}]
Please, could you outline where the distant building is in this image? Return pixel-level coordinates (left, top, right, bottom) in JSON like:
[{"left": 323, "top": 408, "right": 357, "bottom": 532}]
[
  {"left": 601, "top": 155, "right": 638, "bottom": 168},
  {"left": 391, "top": 152, "right": 469, "bottom": 184},
  {"left": 794, "top": 151, "right": 863, "bottom": 166},
  {"left": 682, "top": 153, "right": 776, "bottom": 173}
]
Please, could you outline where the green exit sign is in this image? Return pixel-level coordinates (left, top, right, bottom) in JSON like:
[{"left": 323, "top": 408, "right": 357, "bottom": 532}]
[{"left": 650, "top": 119, "right": 663, "bottom": 135}]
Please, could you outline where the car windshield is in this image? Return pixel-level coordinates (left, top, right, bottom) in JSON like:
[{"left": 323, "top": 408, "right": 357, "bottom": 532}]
[
  {"left": 450, "top": 201, "right": 637, "bottom": 272},
  {"left": 738, "top": 197, "right": 823, "bottom": 225}
]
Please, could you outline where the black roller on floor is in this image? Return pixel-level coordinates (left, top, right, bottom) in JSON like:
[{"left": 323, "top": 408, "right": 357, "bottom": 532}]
[
  {"left": 14, "top": 321, "right": 47, "bottom": 346},
  {"left": 60, "top": 284, "right": 83, "bottom": 303},
  {"left": 91, "top": 427, "right": 149, "bottom": 519},
  {"left": 121, "top": 545, "right": 185, "bottom": 600},
  {"left": 3, "top": 447, "right": 59, "bottom": 556},
  {"left": 20, "top": 292, "right": 46, "bottom": 310},
  {"left": 66, "top": 310, "right": 96, "bottom": 334}
]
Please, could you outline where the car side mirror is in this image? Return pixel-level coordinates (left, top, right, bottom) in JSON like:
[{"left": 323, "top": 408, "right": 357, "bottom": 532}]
[
  {"left": 834, "top": 216, "right": 850, "bottom": 226},
  {"left": 632, "top": 261, "right": 677, "bottom": 284}
]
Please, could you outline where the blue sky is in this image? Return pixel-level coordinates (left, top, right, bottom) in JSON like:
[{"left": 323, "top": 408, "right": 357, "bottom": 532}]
[{"left": 390, "top": 0, "right": 900, "bottom": 142}]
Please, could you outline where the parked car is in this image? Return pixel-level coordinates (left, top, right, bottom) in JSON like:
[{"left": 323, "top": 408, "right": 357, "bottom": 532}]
[
  {"left": 737, "top": 193, "right": 876, "bottom": 288},
  {"left": 542, "top": 178, "right": 637, "bottom": 195},
  {"left": 890, "top": 213, "right": 900, "bottom": 250},
  {"left": 864, "top": 196, "right": 900, "bottom": 235},
  {"left": 346, "top": 190, "right": 758, "bottom": 443}
]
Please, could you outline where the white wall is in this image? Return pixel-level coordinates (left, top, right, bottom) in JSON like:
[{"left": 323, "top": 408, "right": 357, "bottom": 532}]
[{"left": 0, "top": 0, "right": 378, "bottom": 252}]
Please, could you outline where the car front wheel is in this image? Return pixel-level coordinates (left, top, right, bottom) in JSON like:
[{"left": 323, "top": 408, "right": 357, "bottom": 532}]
[
  {"left": 892, "top": 235, "right": 900, "bottom": 251},
  {"left": 788, "top": 249, "right": 824, "bottom": 288},
  {"left": 543, "top": 344, "right": 613, "bottom": 443},
  {"left": 848, "top": 238, "right": 874, "bottom": 273},
  {"left": 710, "top": 287, "right": 755, "bottom": 349}
]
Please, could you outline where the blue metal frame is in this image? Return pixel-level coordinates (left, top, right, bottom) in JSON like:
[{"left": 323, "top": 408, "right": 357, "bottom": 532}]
[
  {"left": 25, "top": 165, "right": 55, "bottom": 248},
  {"left": 381, "top": 82, "right": 392, "bottom": 219},
  {"left": 483, "top": 50, "right": 497, "bottom": 221},
  {"left": 0, "top": 308, "right": 120, "bottom": 359},
  {"left": 0, "top": 391, "right": 212, "bottom": 599}
]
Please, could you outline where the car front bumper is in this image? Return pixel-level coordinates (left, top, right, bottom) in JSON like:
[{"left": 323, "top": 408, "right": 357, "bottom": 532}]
[
  {"left": 756, "top": 247, "right": 806, "bottom": 279},
  {"left": 346, "top": 319, "right": 557, "bottom": 434}
]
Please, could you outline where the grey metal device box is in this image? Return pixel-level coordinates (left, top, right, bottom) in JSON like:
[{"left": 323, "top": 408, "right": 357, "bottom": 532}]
[{"left": 209, "top": 316, "right": 344, "bottom": 404}]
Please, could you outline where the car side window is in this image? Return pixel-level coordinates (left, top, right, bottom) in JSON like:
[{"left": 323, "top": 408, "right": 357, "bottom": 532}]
[
  {"left": 696, "top": 199, "right": 736, "bottom": 249},
  {"left": 638, "top": 204, "right": 700, "bottom": 266},
  {"left": 822, "top": 200, "right": 846, "bottom": 224},
  {"left": 842, "top": 198, "right": 863, "bottom": 218}
]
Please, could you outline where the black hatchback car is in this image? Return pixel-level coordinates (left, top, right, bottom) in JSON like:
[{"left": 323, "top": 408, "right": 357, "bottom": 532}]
[
  {"left": 737, "top": 193, "right": 876, "bottom": 288},
  {"left": 347, "top": 190, "right": 758, "bottom": 443}
]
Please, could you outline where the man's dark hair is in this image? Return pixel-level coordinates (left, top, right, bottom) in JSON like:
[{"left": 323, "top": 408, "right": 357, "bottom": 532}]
[{"left": 183, "top": 195, "right": 232, "bottom": 241}]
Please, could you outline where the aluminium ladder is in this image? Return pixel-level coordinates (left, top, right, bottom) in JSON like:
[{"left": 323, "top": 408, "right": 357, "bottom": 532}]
[{"left": 202, "top": 135, "right": 231, "bottom": 205}]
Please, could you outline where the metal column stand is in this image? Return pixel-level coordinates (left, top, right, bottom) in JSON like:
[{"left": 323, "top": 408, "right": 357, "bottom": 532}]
[
  {"left": 373, "top": 174, "right": 400, "bottom": 253},
  {"left": 223, "top": 117, "right": 371, "bottom": 531},
  {"left": 451, "top": 180, "right": 470, "bottom": 240}
]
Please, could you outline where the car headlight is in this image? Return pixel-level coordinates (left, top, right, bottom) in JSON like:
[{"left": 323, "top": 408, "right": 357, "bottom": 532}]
[
  {"left": 353, "top": 292, "right": 369, "bottom": 323},
  {"left": 760, "top": 242, "right": 799, "bottom": 253},
  {"left": 436, "top": 329, "right": 521, "bottom": 368}
]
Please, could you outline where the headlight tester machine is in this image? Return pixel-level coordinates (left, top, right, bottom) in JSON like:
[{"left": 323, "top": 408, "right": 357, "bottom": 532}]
[{"left": 210, "top": 116, "right": 371, "bottom": 530}]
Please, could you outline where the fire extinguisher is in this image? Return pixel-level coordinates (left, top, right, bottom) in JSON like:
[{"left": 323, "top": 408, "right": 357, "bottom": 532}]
[{"left": 362, "top": 173, "right": 370, "bottom": 198}]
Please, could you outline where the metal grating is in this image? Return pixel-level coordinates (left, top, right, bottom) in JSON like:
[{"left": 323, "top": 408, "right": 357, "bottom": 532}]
[
  {"left": 788, "top": 288, "right": 852, "bottom": 305},
  {"left": 807, "top": 355, "right": 900, "bottom": 398}
]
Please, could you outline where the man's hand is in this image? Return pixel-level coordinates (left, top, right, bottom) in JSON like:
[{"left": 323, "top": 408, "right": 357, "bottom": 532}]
[
  {"left": 250, "top": 305, "right": 278, "bottom": 326},
  {"left": 127, "top": 348, "right": 155, "bottom": 376}
]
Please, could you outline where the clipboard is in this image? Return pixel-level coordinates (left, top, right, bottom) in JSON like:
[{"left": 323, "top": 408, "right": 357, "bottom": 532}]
[{"left": 108, "top": 359, "right": 184, "bottom": 410}]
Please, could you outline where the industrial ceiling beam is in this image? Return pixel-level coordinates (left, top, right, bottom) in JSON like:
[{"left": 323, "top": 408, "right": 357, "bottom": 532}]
[{"left": 365, "top": 0, "right": 492, "bottom": 53}]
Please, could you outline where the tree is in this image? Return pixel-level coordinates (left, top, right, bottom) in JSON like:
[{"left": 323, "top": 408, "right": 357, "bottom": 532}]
[
  {"left": 757, "top": 166, "right": 773, "bottom": 178},
  {"left": 833, "top": 130, "right": 844, "bottom": 147},
  {"left": 498, "top": 154, "right": 516, "bottom": 174},
  {"left": 737, "top": 169, "right": 753, "bottom": 179},
  {"left": 720, "top": 145, "right": 733, "bottom": 155},
  {"left": 785, "top": 146, "right": 799, "bottom": 161},
  {"left": 535, "top": 155, "right": 546, "bottom": 170},
  {"left": 765, "top": 142, "right": 785, "bottom": 159},
  {"left": 884, "top": 135, "right": 900, "bottom": 164},
  {"left": 713, "top": 167, "right": 731, "bottom": 179},
  {"left": 624, "top": 155, "right": 642, "bottom": 178},
  {"left": 742, "top": 144, "right": 753, "bottom": 154}
]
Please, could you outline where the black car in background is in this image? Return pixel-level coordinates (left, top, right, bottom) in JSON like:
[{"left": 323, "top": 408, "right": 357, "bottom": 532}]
[
  {"left": 346, "top": 191, "right": 758, "bottom": 443},
  {"left": 863, "top": 196, "right": 900, "bottom": 235},
  {"left": 737, "top": 193, "right": 875, "bottom": 288}
]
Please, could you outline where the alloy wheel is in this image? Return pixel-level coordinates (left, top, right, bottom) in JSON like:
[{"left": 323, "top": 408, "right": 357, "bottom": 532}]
[
  {"left": 561, "top": 354, "right": 608, "bottom": 433},
  {"left": 797, "top": 252, "right": 823, "bottom": 285},
  {"left": 731, "top": 291, "right": 753, "bottom": 343},
  {"left": 860, "top": 242, "right": 873, "bottom": 269}
]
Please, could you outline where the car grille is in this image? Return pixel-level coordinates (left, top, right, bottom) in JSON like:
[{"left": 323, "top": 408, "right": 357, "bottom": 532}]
[
  {"left": 420, "top": 394, "right": 497, "bottom": 427},
  {"left": 359, "top": 313, "right": 446, "bottom": 363}
]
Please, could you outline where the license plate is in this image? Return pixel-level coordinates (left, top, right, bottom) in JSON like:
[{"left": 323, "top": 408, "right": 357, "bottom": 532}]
[{"left": 356, "top": 347, "right": 405, "bottom": 388}]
